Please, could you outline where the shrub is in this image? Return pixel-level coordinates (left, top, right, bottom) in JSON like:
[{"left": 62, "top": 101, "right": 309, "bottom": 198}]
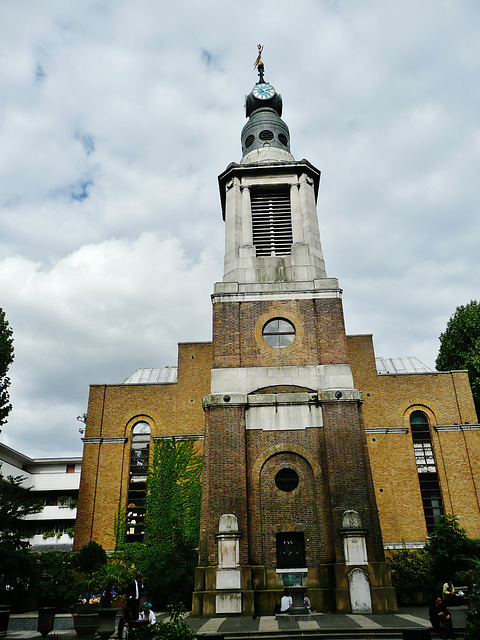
[
  {"left": 75, "top": 540, "right": 107, "bottom": 577},
  {"left": 388, "top": 547, "right": 436, "bottom": 605}
]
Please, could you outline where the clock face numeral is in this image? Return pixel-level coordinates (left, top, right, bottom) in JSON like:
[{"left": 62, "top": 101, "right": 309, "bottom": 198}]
[{"left": 253, "top": 83, "right": 275, "bottom": 100}]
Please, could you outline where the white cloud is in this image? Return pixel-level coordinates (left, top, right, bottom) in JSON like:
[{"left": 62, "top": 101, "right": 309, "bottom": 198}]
[{"left": 1, "top": 0, "right": 479, "bottom": 455}]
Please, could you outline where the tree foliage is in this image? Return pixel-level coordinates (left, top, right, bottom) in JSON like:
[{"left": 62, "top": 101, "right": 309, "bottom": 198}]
[
  {"left": 425, "top": 514, "right": 471, "bottom": 581},
  {"left": 0, "top": 466, "right": 42, "bottom": 593},
  {"left": 39, "top": 552, "right": 78, "bottom": 611},
  {"left": 0, "top": 469, "right": 43, "bottom": 551},
  {"left": 436, "top": 300, "right": 480, "bottom": 417},
  {"left": 388, "top": 515, "right": 480, "bottom": 604},
  {"left": 75, "top": 540, "right": 107, "bottom": 577},
  {"left": 0, "top": 309, "right": 14, "bottom": 428},
  {"left": 388, "top": 547, "right": 435, "bottom": 605},
  {"left": 86, "top": 554, "right": 135, "bottom": 598}
]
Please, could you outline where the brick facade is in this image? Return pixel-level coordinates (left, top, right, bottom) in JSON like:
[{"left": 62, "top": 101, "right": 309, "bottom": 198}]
[{"left": 74, "top": 342, "right": 211, "bottom": 551}]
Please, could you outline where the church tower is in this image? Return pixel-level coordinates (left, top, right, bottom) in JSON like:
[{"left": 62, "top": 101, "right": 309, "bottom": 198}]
[{"left": 193, "top": 54, "right": 396, "bottom": 616}]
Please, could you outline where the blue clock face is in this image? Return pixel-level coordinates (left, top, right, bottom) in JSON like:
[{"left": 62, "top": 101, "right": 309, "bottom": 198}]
[{"left": 252, "top": 83, "right": 275, "bottom": 100}]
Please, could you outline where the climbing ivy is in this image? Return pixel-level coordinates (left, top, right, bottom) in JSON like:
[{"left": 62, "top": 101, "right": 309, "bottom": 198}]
[
  {"left": 144, "top": 438, "right": 202, "bottom": 549},
  {"left": 128, "top": 438, "right": 202, "bottom": 608}
]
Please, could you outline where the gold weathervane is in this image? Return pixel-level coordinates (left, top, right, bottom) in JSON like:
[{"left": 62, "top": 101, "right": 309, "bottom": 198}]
[{"left": 254, "top": 44, "right": 264, "bottom": 69}]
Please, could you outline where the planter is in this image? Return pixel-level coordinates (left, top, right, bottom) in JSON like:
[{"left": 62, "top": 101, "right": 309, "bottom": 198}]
[
  {"left": 0, "top": 605, "right": 11, "bottom": 639},
  {"left": 73, "top": 612, "right": 99, "bottom": 638},
  {"left": 37, "top": 607, "right": 56, "bottom": 637},
  {"left": 98, "top": 607, "right": 120, "bottom": 639},
  {"left": 411, "top": 591, "right": 424, "bottom": 605}
]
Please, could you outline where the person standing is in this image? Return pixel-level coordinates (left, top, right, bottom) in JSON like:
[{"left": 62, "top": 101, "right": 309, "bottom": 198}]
[{"left": 125, "top": 574, "right": 143, "bottom": 620}]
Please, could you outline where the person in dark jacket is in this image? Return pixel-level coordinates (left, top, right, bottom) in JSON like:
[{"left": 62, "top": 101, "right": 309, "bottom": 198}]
[
  {"left": 429, "top": 596, "right": 455, "bottom": 639},
  {"left": 125, "top": 574, "right": 143, "bottom": 620}
]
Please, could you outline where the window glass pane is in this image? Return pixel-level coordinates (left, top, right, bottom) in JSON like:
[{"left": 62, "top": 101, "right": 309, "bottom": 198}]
[
  {"left": 277, "top": 319, "right": 293, "bottom": 333},
  {"left": 276, "top": 532, "right": 305, "bottom": 569},
  {"left": 275, "top": 468, "right": 299, "bottom": 492},
  {"left": 262, "top": 318, "right": 295, "bottom": 349},
  {"left": 264, "top": 334, "right": 279, "bottom": 347},
  {"left": 278, "top": 334, "right": 295, "bottom": 347},
  {"left": 133, "top": 421, "right": 150, "bottom": 435}
]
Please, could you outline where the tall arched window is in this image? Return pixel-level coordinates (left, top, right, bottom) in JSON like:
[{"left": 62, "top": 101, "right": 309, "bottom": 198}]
[
  {"left": 126, "top": 421, "right": 150, "bottom": 542},
  {"left": 410, "top": 410, "right": 444, "bottom": 532}
]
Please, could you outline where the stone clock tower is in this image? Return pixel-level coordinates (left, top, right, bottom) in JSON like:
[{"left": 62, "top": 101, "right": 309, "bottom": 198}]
[{"left": 192, "top": 58, "right": 396, "bottom": 616}]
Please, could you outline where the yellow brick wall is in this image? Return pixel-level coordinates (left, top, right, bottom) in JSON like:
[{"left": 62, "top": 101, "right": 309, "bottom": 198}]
[
  {"left": 75, "top": 331, "right": 480, "bottom": 551},
  {"left": 74, "top": 342, "right": 211, "bottom": 551},
  {"left": 347, "top": 334, "right": 480, "bottom": 543}
]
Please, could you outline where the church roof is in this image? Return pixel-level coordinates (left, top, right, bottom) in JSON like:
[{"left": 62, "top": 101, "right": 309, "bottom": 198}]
[
  {"left": 375, "top": 356, "right": 434, "bottom": 375},
  {"left": 123, "top": 366, "right": 178, "bottom": 384}
]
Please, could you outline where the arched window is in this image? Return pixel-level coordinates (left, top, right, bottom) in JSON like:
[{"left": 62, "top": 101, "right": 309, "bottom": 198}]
[
  {"left": 126, "top": 421, "right": 151, "bottom": 542},
  {"left": 409, "top": 410, "right": 443, "bottom": 532}
]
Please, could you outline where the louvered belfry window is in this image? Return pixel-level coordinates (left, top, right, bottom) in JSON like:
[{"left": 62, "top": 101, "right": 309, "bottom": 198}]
[{"left": 251, "top": 187, "right": 293, "bottom": 256}]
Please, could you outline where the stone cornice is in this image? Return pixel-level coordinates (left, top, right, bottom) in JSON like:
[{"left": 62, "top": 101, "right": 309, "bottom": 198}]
[
  {"left": 384, "top": 541, "right": 425, "bottom": 550},
  {"left": 153, "top": 434, "right": 204, "bottom": 441},
  {"left": 81, "top": 437, "right": 127, "bottom": 444},
  {"left": 435, "top": 424, "right": 480, "bottom": 432},
  {"left": 365, "top": 428, "right": 409, "bottom": 434}
]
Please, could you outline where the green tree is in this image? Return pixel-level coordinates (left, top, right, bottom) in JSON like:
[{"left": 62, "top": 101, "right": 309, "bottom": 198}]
[
  {"left": 39, "top": 552, "right": 78, "bottom": 611},
  {"left": 425, "top": 514, "right": 470, "bottom": 581},
  {"left": 0, "top": 467, "right": 43, "bottom": 596},
  {"left": 75, "top": 540, "right": 107, "bottom": 577},
  {"left": 388, "top": 547, "right": 435, "bottom": 605},
  {"left": 436, "top": 300, "right": 480, "bottom": 417},
  {"left": 128, "top": 438, "right": 202, "bottom": 608},
  {"left": 0, "top": 309, "right": 14, "bottom": 429}
]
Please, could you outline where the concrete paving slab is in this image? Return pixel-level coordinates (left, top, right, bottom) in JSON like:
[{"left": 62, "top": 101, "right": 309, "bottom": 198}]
[
  {"left": 396, "top": 613, "right": 432, "bottom": 627},
  {"left": 298, "top": 618, "right": 320, "bottom": 630},
  {"left": 258, "top": 616, "right": 279, "bottom": 632},
  {"left": 347, "top": 614, "right": 384, "bottom": 628},
  {"left": 5, "top": 606, "right": 468, "bottom": 639}
]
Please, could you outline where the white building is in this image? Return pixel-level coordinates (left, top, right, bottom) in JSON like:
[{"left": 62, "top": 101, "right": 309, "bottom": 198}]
[{"left": 0, "top": 442, "right": 81, "bottom": 551}]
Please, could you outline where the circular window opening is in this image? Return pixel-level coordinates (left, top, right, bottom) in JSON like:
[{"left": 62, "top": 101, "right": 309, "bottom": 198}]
[
  {"left": 263, "top": 318, "right": 296, "bottom": 348},
  {"left": 245, "top": 134, "right": 255, "bottom": 148},
  {"left": 275, "top": 468, "right": 299, "bottom": 492},
  {"left": 278, "top": 133, "right": 288, "bottom": 146},
  {"left": 259, "top": 129, "right": 274, "bottom": 140}
]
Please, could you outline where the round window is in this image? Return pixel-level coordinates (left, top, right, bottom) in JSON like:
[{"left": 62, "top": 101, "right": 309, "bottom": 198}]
[
  {"left": 275, "top": 468, "right": 299, "bottom": 492},
  {"left": 259, "top": 129, "right": 274, "bottom": 140},
  {"left": 263, "top": 318, "right": 296, "bottom": 348}
]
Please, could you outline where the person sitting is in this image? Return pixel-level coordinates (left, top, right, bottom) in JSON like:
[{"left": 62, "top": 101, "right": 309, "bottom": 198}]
[
  {"left": 442, "top": 580, "right": 456, "bottom": 606},
  {"left": 139, "top": 602, "right": 156, "bottom": 625},
  {"left": 429, "top": 596, "right": 455, "bottom": 639},
  {"left": 304, "top": 594, "right": 312, "bottom": 613},
  {"left": 280, "top": 588, "right": 292, "bottom": 613}
]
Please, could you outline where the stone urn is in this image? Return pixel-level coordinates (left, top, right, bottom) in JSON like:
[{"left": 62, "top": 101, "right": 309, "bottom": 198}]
[
  {"left": 97, "top": 608, "right": 120, "bottom": 639},
  {"left": 73, "top": 611, "right": 99, "bottom": 638}
]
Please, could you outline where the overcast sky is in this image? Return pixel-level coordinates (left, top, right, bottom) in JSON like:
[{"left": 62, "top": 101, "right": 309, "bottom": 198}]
[{"left": 1, "top": 1, "right": 479, "bottom": 458}]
